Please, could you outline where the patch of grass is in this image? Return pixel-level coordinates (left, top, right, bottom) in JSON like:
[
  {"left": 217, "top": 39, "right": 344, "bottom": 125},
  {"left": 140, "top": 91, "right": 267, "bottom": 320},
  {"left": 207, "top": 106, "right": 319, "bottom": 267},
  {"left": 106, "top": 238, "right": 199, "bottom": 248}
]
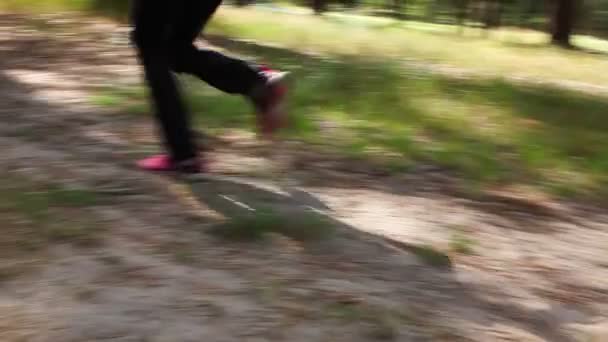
[
  {"left": 408, "top": 244, "right": 452, "bottom": 268},
  {"left": 449, "top": 233, "right": 476, "bottom": 255},
  {"left": 86, "top": 0, "right": 130, "bottom": 20},
  {"left": 12, "top": 191, "right": 50, "bottom": 223},
  {"left": 254, "top": 279, "right": 284, "bottom": 305},
  {"left": 1, "top": 174, "right": 106, "bottom": 249},
  {"left": 278, "top": 211, "right": 335, "bottom": 241},
  {"left": 211, "top": 208, "right": 334, "bottom": 242},
  {"left": 209, "top": 7, "right": 608, "bottom": 86},
  {"left": 0, "top": 0, "right": 88, "bottom": 12},
  {"left": 156, "top": 241, "right": 203, "bottom": 266},
  {"left": 0, "top": 174, "right": 109, "bottom": 284},
  {"left": 211, "top": 213, "right": 272, "bottom": 241},
  {"left": 46, "top": 184, "right": 99, "bottom": 207},
  {"left": 326, "top": 302, "right": 364, "bottom": 321},
  {"left": 15, "top": 238, "right": 43, "bottom": 252},
  {"left": 46, "top": 220, "right": 104, "bottom": 247},
  {"left": 0, "top": 215, "right": 46, "bottom": 256},
  {"left": 326, "top": 302, "right": 400, "bottom": 340},
  {"left": 0, "top": 190, "right": 48, "bottom": 280},
  {"left": 366, "top": 313, "right": 400, "bottom": 341},
  {"left": 173, "top": 248, "right": 196, "bottom": 265},
  {"left": 86, "top": 7, "right": 608, "bottom": 198},
  {"left": 5, "top": 187, "right": 102, "bottom": 248},
  {"left": 8, "top": 183, "right": 99, "bottom": 220},
  {"left": 98, "top": 55, "right": 608, "bottom": 198},
  {"left": 0, "top": 262, "right": 36, "bottom": 282},
  {"left": 204, "top": 8, "right": 608, "bottom": 198},
  {"left": 74, "top": 287, "right": 98, "bottom": 302},
  {"left": 1, "top": 0, "right": 129, "bottom": 20},
  {"left": 90, "top": 87, "right": 149, "bottom": 116},
  {"left": 8, "top": 126, "right": 41, "bottom": 141},
  {"left": 90, "top": 94, "right": 122, "bottom": 107},
  {"left": 97, "top": 254, "right": 123, "bottom": 266}
]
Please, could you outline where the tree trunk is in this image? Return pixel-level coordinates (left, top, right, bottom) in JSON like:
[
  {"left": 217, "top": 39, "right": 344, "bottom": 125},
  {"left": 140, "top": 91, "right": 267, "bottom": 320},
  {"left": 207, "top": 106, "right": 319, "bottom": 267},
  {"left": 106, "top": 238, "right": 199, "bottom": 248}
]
[
  {"left": 483, "top": 0, "right": 502, "bottom": 30},
  {"left": 313, "top": 0, "right": 327, "bottom": 14},
  {"left": 394, "top": 0, "right": 406, "bottom": 19},
  {"left": 551, "top": 0, "right": 575, "bottom": 46},
  {"left": 455, "top": 0, "right": 469, "bottom": 33},
  {"left": 342, "top": 0, "right": 357, "bottom": 9}
]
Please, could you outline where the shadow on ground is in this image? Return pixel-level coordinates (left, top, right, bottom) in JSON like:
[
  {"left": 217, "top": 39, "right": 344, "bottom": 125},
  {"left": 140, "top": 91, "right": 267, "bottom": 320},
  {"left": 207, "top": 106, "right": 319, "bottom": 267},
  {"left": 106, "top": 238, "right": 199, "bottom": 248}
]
[{"left": 183, "top": 175, "right": 585, "bottom": 342}]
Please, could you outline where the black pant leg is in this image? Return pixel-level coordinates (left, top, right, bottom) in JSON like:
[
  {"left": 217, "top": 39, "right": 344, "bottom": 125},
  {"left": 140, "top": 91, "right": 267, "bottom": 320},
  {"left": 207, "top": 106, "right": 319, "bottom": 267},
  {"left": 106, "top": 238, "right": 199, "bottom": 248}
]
[
  {"left": 170, "top": 0, "right": 264, "bottom": 95},
  {"left": 131, "top": 0, "right": 197, "bottom": 162}
]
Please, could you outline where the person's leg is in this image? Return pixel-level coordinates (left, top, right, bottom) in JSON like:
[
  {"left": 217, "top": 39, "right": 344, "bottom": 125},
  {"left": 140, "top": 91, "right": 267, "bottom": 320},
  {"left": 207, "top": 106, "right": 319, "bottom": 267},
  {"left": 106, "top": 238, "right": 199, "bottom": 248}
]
[
  {"left": 131, "top": 0, "right": 198, "bottom": 165},
  {"left": 164, "top": 0, "right": 290, "bottom": 138},
  {"left": 170, "top": 0, "right": 264, "bottom": 95}
]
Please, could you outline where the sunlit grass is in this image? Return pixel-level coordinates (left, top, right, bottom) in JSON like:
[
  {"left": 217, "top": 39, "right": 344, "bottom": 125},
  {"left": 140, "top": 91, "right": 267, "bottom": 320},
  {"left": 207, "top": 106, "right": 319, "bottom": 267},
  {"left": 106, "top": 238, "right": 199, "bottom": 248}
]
[
  {"left": 208, "top": 7, "right": 608, "bottom": 87},
  {"left": 0, "top": 0, "right": 130, "bottom": 20},
  {"left": 0, "top": 0, "right": 88, "bottom": 12},
  {"left": 96, "top": 45, "right": 608, "bottom": 198}
]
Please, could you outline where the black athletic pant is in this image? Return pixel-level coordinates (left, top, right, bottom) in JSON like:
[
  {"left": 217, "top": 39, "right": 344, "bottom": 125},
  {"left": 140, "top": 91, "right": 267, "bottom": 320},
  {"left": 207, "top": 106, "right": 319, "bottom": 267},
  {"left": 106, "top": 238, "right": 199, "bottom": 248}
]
[{"left": 131, "top": 0, "right": 263, "bottom": 161}]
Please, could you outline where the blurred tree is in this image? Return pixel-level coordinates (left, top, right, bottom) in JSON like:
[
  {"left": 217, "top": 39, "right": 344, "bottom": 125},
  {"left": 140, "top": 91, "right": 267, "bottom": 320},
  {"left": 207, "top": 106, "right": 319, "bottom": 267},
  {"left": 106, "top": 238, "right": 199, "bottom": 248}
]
[
  {"left": 235, "top": 0, "right": 251, "bottom": 7},
  {"left": 112, "top": 0, "right": 594, "bottom": 41},
  {"left": 392, "top": 0, "right": 407, "bottom": 18},
  {"left": 518, "top": 0, "right": 544, "bottom": 27},
  {"left": 551, "top": 0, "right": 577, "bottom": 46},
  {"left": 453, "top": 0, "right": 470, "bottom": 31},
  {"left": 89, "top": 0, "right": 130, "bottom": 20},
  {"left": 313, "top": 0, "right": 327, "bottom": 14},
  {"left": 343, "top": 0, "right": 359, "bottom": 9},
  {"left": 482, "top": 0, "right": 503, "bottom": 29}
]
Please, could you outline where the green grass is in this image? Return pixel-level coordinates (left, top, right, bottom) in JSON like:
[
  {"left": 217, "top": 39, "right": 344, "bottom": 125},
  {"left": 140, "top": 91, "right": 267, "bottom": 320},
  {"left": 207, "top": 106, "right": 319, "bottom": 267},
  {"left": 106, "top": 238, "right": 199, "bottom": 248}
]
[
  {"left": 11, "top": 3, "right": 608, "bottom": 198},
  {"left": 10, "top": 184, "right": 99, "bottom": 218},
  {"left": 46, "top": 221, "right": 104, "bottom": 247},
  {"left": 209, "top": 7, "right": 608, "bottom": 86},
  {"left": 46, "top": 184, "right": 99, "bottom": 207},
  {"left": 97, "top": 254, "right": 124, "bottom": 266},
  {"left": 0, "top": 0, "right": 129, "bottom": 19},
  {"left": 210, "top": 208, "right": 334, "bottom": 242},
  {"left": 173, "top": 249, "right": 196, "bottom": 265},
  {"left": 1, "top": 0, "right": 88, "bottom": 12},
  {"left": 406, "top": 244, "right": 452, "bottom": 268},
  {"left": 90, "top": 87, "right": 148, "bottom": 115},
  {"left": 97, "top": 49, "right": 608, "bottom": 198},
  {"left": 90, "top": 94, "right": 123, "bottom": 107},
  {"left": 448, "top": 233, "right": 476, "bottom": 255},
  {"left": 0, "top": 174, "right": 105, "bottom": 248},
  {"left": 325, "top": 302, "right": 401, "bottom": 340}
]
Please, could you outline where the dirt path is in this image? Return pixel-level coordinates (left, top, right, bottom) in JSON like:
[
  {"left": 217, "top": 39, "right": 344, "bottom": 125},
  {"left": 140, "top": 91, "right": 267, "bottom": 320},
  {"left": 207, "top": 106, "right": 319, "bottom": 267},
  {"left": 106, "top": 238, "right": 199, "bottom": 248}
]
[{"left": 1, "top": 13, "right": 608, "bottom": 342}]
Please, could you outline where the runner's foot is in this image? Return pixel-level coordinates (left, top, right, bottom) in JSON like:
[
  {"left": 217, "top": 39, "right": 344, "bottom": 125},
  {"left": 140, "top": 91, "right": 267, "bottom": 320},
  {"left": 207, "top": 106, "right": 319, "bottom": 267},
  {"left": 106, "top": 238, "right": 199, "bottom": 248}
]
[
  {"left": 250, "top": 67, "right": 291, "bottom": 137},
  {"left": 136, "top": 154, "right": 206, "bottom": 174}
]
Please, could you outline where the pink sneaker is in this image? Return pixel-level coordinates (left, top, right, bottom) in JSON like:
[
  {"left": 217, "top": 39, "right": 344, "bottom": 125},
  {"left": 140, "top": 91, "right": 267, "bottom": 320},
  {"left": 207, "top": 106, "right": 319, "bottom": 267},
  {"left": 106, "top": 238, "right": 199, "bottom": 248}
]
[
  {"left": 250, "top": 66, "right": 291, "bottom": 137},
  {"left": 136, "top": 154, "right": 205, "bottom": 174}
]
